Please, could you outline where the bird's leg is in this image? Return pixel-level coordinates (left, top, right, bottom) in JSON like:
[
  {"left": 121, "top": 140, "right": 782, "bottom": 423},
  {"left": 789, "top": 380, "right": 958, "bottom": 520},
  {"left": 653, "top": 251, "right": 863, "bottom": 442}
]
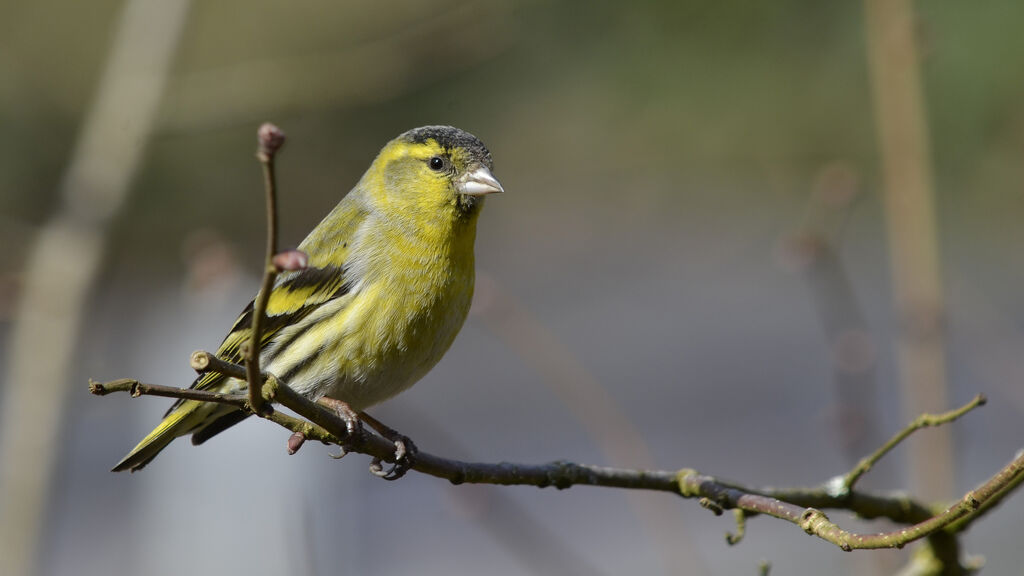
[
  {"left": 359, "top": 410, "right": 417, "bottom": 481},
  {"left": 318, "top": 397, "right": 364, "bottom": 439}
]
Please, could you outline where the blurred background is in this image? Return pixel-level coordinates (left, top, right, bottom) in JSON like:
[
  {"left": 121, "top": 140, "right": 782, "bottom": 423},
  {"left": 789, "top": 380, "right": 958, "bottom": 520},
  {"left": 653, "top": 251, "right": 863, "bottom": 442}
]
[{"left": 2, "top": 0, "right": 1023, "bottom": 574}]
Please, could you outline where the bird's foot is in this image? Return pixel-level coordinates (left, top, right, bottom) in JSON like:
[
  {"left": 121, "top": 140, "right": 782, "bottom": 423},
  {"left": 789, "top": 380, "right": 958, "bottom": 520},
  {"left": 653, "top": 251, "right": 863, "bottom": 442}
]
[
  {"left": 361, "top": 411, "right": 418, "bottom": 481},
  {"left": 319, "top": 397, "right": 364, "bottom": 440}
]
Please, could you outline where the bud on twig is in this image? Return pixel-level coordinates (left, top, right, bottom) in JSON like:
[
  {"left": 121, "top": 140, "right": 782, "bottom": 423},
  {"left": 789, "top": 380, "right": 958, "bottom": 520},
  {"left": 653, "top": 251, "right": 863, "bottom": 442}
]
[
  {"left": 257, "top": 122, "right": 286, "bottom": 161},
  {"left": 273, "top": 249, "right": 309, "bottom": 272}
]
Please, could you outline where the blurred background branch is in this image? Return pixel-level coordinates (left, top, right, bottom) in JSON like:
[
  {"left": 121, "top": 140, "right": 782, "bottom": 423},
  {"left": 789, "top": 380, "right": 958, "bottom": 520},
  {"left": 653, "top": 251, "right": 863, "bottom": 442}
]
[
  {"left": 160, "top": 1, "right": 518, "bottom": 133},
  {"left": 864, "top": 0, "right": 952, "bottom": 504},
  {"left": 781, "top": 162, "right": 886, "bottom": 474},
  {"left": 3, "top": 1, "right": 1024, "bottom": 574},
  {"left": 0, "top": 2, "right": 191, "bottom": 576},
  {"left": 472, "top": 273, "right": 709, "bottom": 575}
]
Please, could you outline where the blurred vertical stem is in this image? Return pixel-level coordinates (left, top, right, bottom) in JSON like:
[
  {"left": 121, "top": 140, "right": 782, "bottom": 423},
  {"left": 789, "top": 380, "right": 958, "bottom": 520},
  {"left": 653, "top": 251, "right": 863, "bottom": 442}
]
[
  {"left": 0, "top": 2, "right": 191, "bottom": 576},
  {"left": 472, "top": 275, "right": 710, "bottom": 576},
  {"left": 794, "top": 165, "right": 885, "bottom": 473},
  {"left": 863, "top": 0, "right": 952, "bottom": 505}
]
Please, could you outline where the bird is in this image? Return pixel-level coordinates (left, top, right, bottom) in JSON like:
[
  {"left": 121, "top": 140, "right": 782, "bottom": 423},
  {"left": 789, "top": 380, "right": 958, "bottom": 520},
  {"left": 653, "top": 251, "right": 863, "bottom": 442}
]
[{"left": 113, "top": 125, "right": 503, "bottom": 473}]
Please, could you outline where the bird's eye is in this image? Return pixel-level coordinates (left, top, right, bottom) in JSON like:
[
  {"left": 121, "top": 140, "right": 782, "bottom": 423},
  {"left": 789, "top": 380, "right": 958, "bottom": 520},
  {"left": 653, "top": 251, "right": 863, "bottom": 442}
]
[{"left": 428, "top": 156, "right": 445, "bottom": 171}]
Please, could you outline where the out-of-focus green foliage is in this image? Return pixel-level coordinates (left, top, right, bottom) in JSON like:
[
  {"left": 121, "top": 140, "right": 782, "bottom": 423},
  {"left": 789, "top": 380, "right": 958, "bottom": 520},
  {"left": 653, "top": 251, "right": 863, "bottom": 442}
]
[
  {"left": 5, "top": 1, "right": 1023, "bottom": 276},
  {"left": 4, "top": 2, "right": 1024, "bottom": 574}
]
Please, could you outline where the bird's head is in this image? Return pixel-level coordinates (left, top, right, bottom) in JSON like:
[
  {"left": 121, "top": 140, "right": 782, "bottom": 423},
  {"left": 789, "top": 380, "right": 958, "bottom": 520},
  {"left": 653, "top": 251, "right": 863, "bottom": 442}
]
[{"left": 365, "top": 125, "right": 503, "bottom": 221}]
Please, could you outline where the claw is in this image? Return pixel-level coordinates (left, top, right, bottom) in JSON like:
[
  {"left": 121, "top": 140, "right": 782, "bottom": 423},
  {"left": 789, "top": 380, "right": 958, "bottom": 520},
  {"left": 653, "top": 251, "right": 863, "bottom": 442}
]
[
  {"left": 369, "top": 457, "right": 386, "bottom": 477},
  {"left": 357, "top": 410, "right": 418, "bottom": 479},
  {"left": 368, "top": 436, "right": 417, "bottom": 480},
  {"left": 315, "top": 401, "right": 419, "bottom": 479}
]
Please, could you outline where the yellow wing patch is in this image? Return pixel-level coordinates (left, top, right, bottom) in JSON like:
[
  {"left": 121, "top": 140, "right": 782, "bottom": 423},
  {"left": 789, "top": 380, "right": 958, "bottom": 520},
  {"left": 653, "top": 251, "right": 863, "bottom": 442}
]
[{"left": 178, "top": 264, "right": 351, "bottom": 400}]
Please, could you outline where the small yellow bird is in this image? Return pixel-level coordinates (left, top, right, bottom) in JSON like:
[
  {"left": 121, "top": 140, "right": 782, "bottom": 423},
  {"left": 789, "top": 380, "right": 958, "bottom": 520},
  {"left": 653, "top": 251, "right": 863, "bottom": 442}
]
[{"left": 114, "top": 125, "right": 502, "bottom": 472}]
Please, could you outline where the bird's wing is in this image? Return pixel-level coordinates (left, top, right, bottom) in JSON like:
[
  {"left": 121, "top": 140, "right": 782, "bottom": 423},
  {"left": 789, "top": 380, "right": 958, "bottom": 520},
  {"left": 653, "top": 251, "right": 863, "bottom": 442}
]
[
  {"left": 165, "top": 264, "right": 351, "bottom": 409},
  {"left": 177, "top": 197, "right": 366, "bottom": 401},
  {"left": 222, "top": 265, "right": 353, "bottom": 364}
]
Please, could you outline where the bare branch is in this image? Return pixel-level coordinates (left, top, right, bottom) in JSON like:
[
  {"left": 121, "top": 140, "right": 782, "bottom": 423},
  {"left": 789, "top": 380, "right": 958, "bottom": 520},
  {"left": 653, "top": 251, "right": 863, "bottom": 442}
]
[
  {"left": 190, "top": 350, "right": 250, "bottom": 380},
  {"left": 88, "top": 367, "right": 1024, "bottom": 553},
  {"left": 943, "top": 447, "right": 1024, "bottom": 535},
  {"left": 89, "top": 378, "right": 249, "bottom": 408},
  {"left": 678, "top": 458, "right": 1020, "bottom": 552},
  {"left": 839, "top": 394, "right": 987, "bottom": 492},
  {"left": 725, "top": 509, "right": 747, "bottom": 546},
  {"left": 245, "top": 122, "right": 287, "bottom": 415}
]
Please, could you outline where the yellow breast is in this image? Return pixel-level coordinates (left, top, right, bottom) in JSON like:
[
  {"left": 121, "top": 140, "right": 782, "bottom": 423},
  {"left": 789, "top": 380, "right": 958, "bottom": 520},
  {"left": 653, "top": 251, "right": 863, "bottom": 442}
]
[{"left": 264, "top": 205, "right": 479, "bottom": 411}]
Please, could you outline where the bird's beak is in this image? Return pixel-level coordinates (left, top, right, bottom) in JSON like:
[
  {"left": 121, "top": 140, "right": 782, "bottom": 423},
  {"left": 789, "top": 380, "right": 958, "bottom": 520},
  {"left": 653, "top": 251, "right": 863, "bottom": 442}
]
[{"left": 456, "top": 165, "right": 504, "bottom": 196}]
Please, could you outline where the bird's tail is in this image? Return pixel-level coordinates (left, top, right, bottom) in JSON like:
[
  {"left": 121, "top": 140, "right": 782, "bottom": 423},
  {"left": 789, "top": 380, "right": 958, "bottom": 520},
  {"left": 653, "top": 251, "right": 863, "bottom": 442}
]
[{"left": 112, "top": 399, "right": 228, "bottom": 473}]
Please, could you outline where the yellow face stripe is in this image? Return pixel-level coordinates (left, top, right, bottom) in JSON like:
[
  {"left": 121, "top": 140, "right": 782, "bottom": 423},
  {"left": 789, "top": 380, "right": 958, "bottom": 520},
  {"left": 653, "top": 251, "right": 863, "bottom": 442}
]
[{"left": 374, "top": 138, "right": 445, "bottom": 167}]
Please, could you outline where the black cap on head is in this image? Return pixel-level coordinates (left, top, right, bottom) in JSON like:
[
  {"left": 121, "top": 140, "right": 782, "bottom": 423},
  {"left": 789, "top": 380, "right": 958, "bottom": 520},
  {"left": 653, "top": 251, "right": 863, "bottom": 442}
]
[{"left": 401, "top": 125, "right": 493, "bottom": 169}]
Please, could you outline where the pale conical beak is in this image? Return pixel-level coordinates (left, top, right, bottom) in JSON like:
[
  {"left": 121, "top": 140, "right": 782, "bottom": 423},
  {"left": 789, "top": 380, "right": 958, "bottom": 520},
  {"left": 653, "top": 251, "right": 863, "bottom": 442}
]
[{"left": 456, "top": 165, "right": 504, "bottom": 196}]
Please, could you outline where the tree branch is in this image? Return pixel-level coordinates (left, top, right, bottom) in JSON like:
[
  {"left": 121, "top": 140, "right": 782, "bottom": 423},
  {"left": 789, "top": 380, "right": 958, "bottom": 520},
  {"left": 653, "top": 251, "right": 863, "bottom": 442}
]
[
  {"left": 89, "top": 378, "right": 248, "bottom": 408},
  {"left": 839, "top": 394, "right": 987, "bottom": 492},
  {"left": 89, "top": 377, "right": 338, "bottom": 446},
  {"left": 943, "top": 447, "right": 1024, "bottom": 535},
  {"left": 89, "top": 368, "right": 1024, "bottom": 553},
  {"left": 244, "top": 123, "right": 286, "bottom": 415}
]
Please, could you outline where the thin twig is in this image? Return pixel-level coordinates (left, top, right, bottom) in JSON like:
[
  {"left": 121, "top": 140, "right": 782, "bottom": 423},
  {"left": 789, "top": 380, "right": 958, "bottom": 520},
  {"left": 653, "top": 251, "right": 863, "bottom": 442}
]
[
  {"left": 191, "top": 350, "right": 250, "bottom": 380},
  {"left": 88, "top": 369, "right": 1024, "bottom": 553},
  {"left": 90, "top": 377, "right": 338, "bottom": 446},
  {"left": 943, "top": 447, "right": 1024, "bottom": 535},
  {"left": 245, "top": 123, "right": 286, "bottom": 415},
  {"left": 758, "top": 484, "right": 937, "bottom": 525},
  {"left": 89, "top": 378, "right": 249, "bottom": 408},
  {"left": 726, "top": 509, "right": 747, "bottom": 545},
  {"left": 839, "top": 394, "right": 987, "bottom": 492},
  {"left": 678, "top": 460, "right": 1019, "bottom": 552}
]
